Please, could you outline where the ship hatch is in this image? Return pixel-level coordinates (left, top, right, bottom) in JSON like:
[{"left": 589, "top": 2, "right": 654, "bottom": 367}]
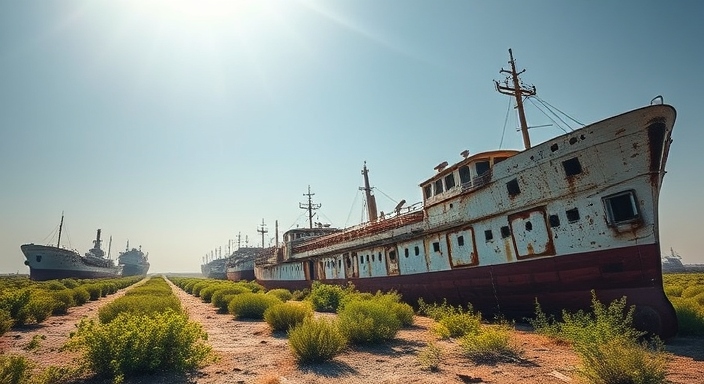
[{"left": 509, "top": 208, "right": 555, "bottom": 259}]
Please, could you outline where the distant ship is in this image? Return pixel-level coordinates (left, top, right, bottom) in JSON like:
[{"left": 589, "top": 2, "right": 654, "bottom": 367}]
[
  {"left": 226, "top": 247, "right": 269, "bottom": 282},
  {"left": 21, "top": 215, "right": 122, "bottom": 281},
  {"left": 254, "top": 50, "right": 678, "bottom": 338},
  {"left": 201, "top": 257, "right": 227, "bottom": 280},
  {"left": 118, "top": 241, "right": 150, "bottom": 277}
]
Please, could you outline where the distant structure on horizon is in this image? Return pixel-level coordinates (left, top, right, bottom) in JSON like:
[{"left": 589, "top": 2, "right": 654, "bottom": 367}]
[{"left": 661, "top": 249, "right": 704, "bottom": 273}]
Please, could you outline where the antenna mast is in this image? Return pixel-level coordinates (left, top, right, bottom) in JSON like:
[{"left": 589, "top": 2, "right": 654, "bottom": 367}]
[
  {"left": 360, "top": 162, "right": 378, "bottom": 223},
  {"left": 300, "top": 185, "right": 321, "bottom": 229},
  {"left": 257, "top": 219, "right": 268, "bottom": 248},
  {"left": 494, "top": 48, "right": 536, "bottom": 149},
  {"left": 57, "top": 212, "right": 64, "bottom": 248}
]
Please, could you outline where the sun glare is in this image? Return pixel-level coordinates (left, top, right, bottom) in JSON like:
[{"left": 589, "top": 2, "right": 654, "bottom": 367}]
[{"left": 132, "top": 0, "right": 271, "bottom": 26}]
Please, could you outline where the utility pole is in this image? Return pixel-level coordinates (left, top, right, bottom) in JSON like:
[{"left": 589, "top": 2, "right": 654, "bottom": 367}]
[
  {"left": 495, "top": 48, "right": 536, "bottom": 150},
  {"left": 300, "top": 185, "right": 321, "bottom": 228},
  {"left": 360, "top": 162, "right": 378, "bottom": 223},
  {"left": 257, "top": 219, "right": 268, "bottom": 248}
]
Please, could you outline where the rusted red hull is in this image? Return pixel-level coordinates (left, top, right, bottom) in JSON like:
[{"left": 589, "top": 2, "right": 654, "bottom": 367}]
[
  {"left": 226, "top": 269, "right": 255, "bottom": 282},
  {"left": 257, "top": 243, "right": 677, "bottom": 338}
]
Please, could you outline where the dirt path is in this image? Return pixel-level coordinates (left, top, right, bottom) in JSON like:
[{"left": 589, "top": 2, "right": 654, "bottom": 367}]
[{"left": 2, "top": 277, "right": 703, "bottom": 384}]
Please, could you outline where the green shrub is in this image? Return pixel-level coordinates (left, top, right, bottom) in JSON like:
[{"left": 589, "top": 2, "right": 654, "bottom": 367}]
[
  {"left": 288, "top": 317, "right": 346, "bottom": 363},
  {"left": 390, "top": 302, "right": 415, "bottom": 327},
  {"left": 83, "top": 284, "right": 102, "bottom": 301},
  {"left": 71, "top": 287, "right": 90, "bottom": 306},
  {"left": 0, "top": 289, "right": 31, "bottom": 324},
  {"left": 417, "top": 342, "right": 443, "bottom": 372},
  {"left": 191, "top": 281, "right": 211, "bottom": 297},
  {"left": 418, "top": 298, "right": 472, "bottom": 321},
  {"left": 531, "top": 291, "right": 644, "bottom": 347},
  {"left": 31, "top": 365, "right": 84, "bottom": 384},
  {"left": 51, "top": 289, "right": 76, "bottom": 315},
  {"left": 264, "top": 302, "right": 313, "bottom": 332},
  {"left": 24, "top": 334, "right": 45, "bottom": 350},
  {"left": 214, "top": 294, "right": 238, "bottom": 313},
  {"left": 671, "top": 298, "right": 704, "bottom": 336},
  {"left": 228, "top": 293, "right": 283, "bottom": 319},
  {"left": 338, "top": 290, "right": 414, "bottom": 327},
  {"left": 60, "top": 278, "right": 79, "bottom": 289},
  {"left": 0, "top": 309, "right": 13, "bottom": 335},
  {"left": 577, "top": 338, "right": 666, "bottom": 384},
  {"left": 211, "top": 287, "right": 250, "bottom": 310},
  {"left": 0, "top": 354, "right": 32, "bottom": 384},
  {"left": 531, "top": 291, "right": 667, "bottom": 383},
  {"left": 337, "top": 299, "right": 401, "bottom": 344},
  {"left": 664, "top": 284, "right": 684, "bottom": 298},
  {"left": 459, "top": 322, "right": 520, "bottom": 363},
  {"left": 42, "top": 281, "right": 67, "bottom": 290},
  {"left": 67, "top": 309, "right": 212, "bottom": 380},
  {"left": 291, "top": 288, "right": 309, "bottom": 301},
  {"left": 433, "top": 312, "right": 481, "bottom": 339},
  {"left": 200, "top": 284, "right": 227, "bottom": 303},
  {"left": 681, "top": 285, "right": 704, "bottom": 299},
  {"left": 99, "top": 294, "right": 183, "bottom": 323},
  {"left": 266, "top": 288, "right": 293, "bottom": 302},
  {"left": 21, "top": 294, "right": 56, "bottom": 324},
  {"left": 307, "top": 282, "right": 349, "bottom": 312}
]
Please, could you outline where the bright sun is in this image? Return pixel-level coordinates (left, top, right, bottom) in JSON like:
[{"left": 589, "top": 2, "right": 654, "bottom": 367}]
[{"left": 131, "top": 0, "right": 273, "bottom": 26}]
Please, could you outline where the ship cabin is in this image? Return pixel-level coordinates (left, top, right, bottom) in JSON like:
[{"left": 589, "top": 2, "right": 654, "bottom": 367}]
[
  {"left": 282, "top": 226, "right": 341, "bottom": 246},
  {"left": 420, "top": 150, "right": 519, "bottom": 208}
]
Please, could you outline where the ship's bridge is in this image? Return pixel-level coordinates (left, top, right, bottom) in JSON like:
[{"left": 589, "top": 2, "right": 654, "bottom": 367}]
[
  {"left": 420, "top": 150, "right": 519, "bottom": 207},
  {"left": 283, "top": 226, "right": 341, "bottom": 244}
]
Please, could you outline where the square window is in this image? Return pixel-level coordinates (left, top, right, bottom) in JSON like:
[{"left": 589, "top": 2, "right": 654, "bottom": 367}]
[
  {"left": 434, "top": 179, "right": 444, "bottom": 194},
  {"left": 484, "top": 230, "right": 493, "bottom": 242},
  {"left": 507, "top": 179, "right": 521, "bottom": 196},
  {"left": 459, "top": 165, "right": 471, "bottom": 184},
  {"left": 445, "top": 173, "right": 456, "bottom": 189},
  {"left": 549, "top": 214, "right": 560, "bottom": 227},
  {"left": 457, "top": 235, "right": 465, "bottom": 246},
  {"left": 424, "top": 185, "right": 432, "bottom": 199},
  {"left": 563, "top": 157, "right": 582, "bottom": 177},
  {"left": 432, "top": 242, "right": 440, "bottom": 252},
  {"left": 603, "top": 191, "right": 640, "bottom": 225},
  {"left": 500, "top": 226, "right": 511, "bottom": 238},
  {"left": 566, "top": 208, "right": 580, "bottom": 222}
]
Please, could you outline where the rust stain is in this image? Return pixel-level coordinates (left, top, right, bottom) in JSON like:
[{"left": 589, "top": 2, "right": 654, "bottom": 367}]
[{"left": 615, "top": 128, "right": 626, "bottom": 136}]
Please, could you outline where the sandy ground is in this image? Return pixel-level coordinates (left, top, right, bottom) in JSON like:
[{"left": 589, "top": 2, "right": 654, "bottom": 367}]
[{"left": 1, "top": 277, "right": 702, "bottom": 384}]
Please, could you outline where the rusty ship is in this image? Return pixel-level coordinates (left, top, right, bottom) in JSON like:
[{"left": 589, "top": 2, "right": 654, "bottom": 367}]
[
  {"left": 254, "top": 50, "right": 678, "bottom": 338},
  {"left": 118, "top": 241, "right": 150, "bottom": 277},
  {"left": 226, "top": 247, "right": 267, "bottom": 282},
  {"left": 21, "top": 216, "right": 122, "bottom": 281}
]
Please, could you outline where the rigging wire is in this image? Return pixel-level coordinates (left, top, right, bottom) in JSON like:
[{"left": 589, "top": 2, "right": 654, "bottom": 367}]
[
  {"left": 527, "top": 97, "right": 570, "bottom": 134},
  {"left": 373, "top": 187, "right": 398, "bottom": 205},
  {"left": 499, "top": 96, "right": 512, "bottom": 149},
  {"left": 535, "top": 96, "right": 584, "bottom": 127},
  {"left": 344, "top": 190, "right": 361, "bottom": 228}
]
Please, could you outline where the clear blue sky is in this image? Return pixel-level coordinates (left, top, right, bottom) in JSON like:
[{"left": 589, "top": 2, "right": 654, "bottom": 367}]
[{"left": 1, "top": 1, "right": 702, "bottom": 273}]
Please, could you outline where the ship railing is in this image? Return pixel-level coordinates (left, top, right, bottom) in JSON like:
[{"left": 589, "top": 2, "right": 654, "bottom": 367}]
[
  {"left": 461, "top": 170, "right": 493, "bottom": 193},
  {"left": 292, "top": 209, "right": 425, "bottom": 253}
]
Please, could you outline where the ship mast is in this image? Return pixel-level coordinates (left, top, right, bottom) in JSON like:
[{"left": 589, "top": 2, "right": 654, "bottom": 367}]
[
  {"left": 360, "top": 162, "right": 378, "bottom": 223},
  {"left": 57, "top": 212, "right": 64, "bottom": 248},
  {"left": 300, "top": 185, "right": 321, "bottom": 229},
  {"left": 494, "top": 48, "right": 536, "bottom": 149},
  {"left": 107, "top": 236, "right": 112, "bottom": 259},
  {"left": 257, "top": 219, "right": 268, "bottom": 248}
]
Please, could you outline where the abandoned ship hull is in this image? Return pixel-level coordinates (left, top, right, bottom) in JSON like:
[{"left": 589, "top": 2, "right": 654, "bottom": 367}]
[
  {"left": 21, "top": 244, "right": 122, "bottom": 281},
  {"left": 226, "top": 269, "right": 255, "bottom": 282},
  {"left": 257, "top": 242, "right": 675, "bottom": 337}
]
